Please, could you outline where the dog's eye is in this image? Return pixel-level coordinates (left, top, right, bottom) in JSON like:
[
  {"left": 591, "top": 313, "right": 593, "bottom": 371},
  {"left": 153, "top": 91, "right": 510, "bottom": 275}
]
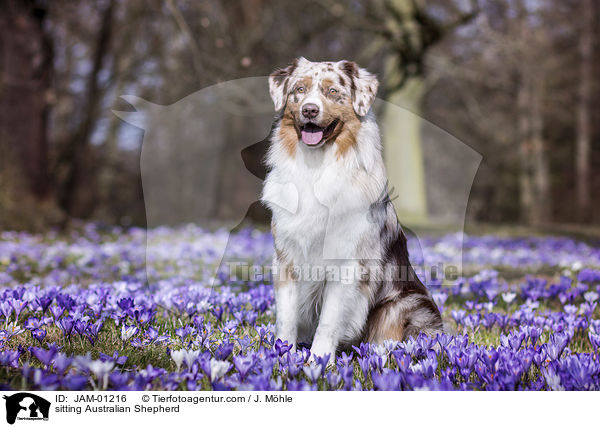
[
  {"left": 296, "top": 87, "right": 305, "bottom": 93},
  {"left": 329, "top": 88, "right": 338, "bottom": 95}
]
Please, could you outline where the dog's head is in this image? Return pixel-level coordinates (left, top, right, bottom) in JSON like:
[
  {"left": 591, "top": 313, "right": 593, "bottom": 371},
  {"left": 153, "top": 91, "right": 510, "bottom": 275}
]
[{"left": 269, "top": 58, "right": 378, "bottom": 150}]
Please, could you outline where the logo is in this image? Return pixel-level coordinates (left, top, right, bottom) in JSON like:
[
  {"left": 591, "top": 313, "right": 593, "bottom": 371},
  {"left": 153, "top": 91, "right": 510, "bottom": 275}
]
[{"left": 3, "top": 393, "right": 50, "bottom": 425}]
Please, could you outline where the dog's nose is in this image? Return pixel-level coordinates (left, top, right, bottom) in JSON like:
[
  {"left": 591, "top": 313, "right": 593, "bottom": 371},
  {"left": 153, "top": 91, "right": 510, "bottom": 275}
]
[{"left": 302, "top": 103, "right": 319, "bottom": 119}]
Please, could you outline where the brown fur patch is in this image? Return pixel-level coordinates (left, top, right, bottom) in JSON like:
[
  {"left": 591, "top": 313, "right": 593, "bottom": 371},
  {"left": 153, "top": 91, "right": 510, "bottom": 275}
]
[
  {"left": 334, "top": 119, "right": 360, "bottom": 158},
  {"left": 277, "top": 112, "right": 300, "bottom": 157},
  {"left": 366, "top": 303, "right": 406, "bottom": 343},
  {"left": 341, "top": 61, "right": 358, "bottom": 90},
  {"left": 298, "top": 76, "right": 313, "bottom": 90},
  {"left": 320, "top": 78, "right": 335, "bottom": 89}
]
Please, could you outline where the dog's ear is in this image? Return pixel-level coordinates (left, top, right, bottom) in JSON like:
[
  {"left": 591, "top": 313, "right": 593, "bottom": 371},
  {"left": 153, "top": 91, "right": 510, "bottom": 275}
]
[
  {"left": 339, "top": 61, "right": 379, "bottom": 116},
  {"left": 268, "top": 58, "right": 300, "bottom": 112}
]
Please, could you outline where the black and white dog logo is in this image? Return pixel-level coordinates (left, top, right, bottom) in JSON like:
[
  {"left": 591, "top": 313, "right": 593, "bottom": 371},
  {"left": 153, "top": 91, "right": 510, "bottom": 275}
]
[{"left": 3, "top": 393, "right": 50, "bottom": 424}]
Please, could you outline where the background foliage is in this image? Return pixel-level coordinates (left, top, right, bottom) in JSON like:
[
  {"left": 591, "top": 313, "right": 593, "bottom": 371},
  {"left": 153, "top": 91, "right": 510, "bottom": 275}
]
[{"left": 0, "top": 0, "right": 598, "bottom": 231}]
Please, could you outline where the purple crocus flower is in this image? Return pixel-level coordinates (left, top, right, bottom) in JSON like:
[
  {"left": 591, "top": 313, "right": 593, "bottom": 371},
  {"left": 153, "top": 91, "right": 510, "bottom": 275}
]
[
  {"left": 313, "top": 354, "right": 331, "bottom": 371},
  {"left": 58, "top": 316, "right": 74, "bottom": 339},
  {"left": 357, "top": 357, "right": 370, "bottom": 377},
  {"left": 61, "top": 374, "right": 89, "bottom": 390},
  {"left": 221, "top": 320, "right": 238, "bottom": 336},
  {"left": 49, "top": 305, "right": 65, "bottom": 320},
  {"left": 37, "top": 297, "right": 53, "bottom": 315},
  {"left": 547, "top": 332, "right": 570, "bottom": 361},
  {"left": 287, "top": 379, "right": 315, "bottom": 391},
  {"left": 481, "top": 347, "right": 499, "bottom": 371},
  {"left": 134, "top": 308, "right": 155, "bottom": 325},
  {"left": 30, "top": 346, "right": 57, "bottom": 368},
  {"left": 326, "top": 371, "right": 342, "bottom": 389},
  {"left": 74, "top": 319, "right": 88, "bottom": 336},
  {"left": 352, "top": 342, "right": 370, "bottom": 358},
  {"left": 233, "top": 354, "right": 255, "bottom": 380},
  {"left": 117, "top": 297, "right": 134, "bottom": 312},
  {"left": 56, "top": 294, "right": 75, "bottom": 311},
  {"left": 85, "top": 320, "right": 103, "bottom": 345},
  {"left": 338, "top": 365, "right": 354, "bottom": 389},
  {"left": 285, "top": 352, "right": 304, "bottom": 377},
  {"left": 436, "top": 333, "right": 454, "bottom": 349},
  {"left": 507, "top": 331, "right": 524, "bottom": 352},
  {"left": 0, "top": 349, "right": 21, "bottom": 368},
  {"left": 455, "top": 334, "right": 469, "bottom": 348},
  {"left": 273, "top": 339, "right": 292, "bottom": 356},
  {"left": 34, "top": 371, "right": 60, "bottom": 390},
  {"left": 371, "top": 353, "right": 389, "bottom": 373},
  {"left": 393, "top": 352, "right": 412, "bottom": 372},
  {"left": 528, "top": 326, "right": 542, "bottom": 347},
  {"left": 451, "top": 309, "right": 466, "bottom": 326},
  {"left": 588, "top": 332, "right": 600, "bottom": 355},
  {"left": 495, "top": 314, "right": 509, "bottom": 331},
  {"left": 236, "top": 335, "right": 254, "bottom": 353},
  {"left": 372, "top": 371, "right": 403, "bottom": 390},
  {"left": 215, "top": 342, "right": 234, "bottom": 360},
  {"left": 24, "top": 317, "right": 41, "bottom": 331},
  {"left": 31, "top": 328, "right": 47, "bottom": 344},
  {"left": 99, "top": 351, "right": 128, "bottom": 365},
  {"left": 11, "top": 300, "right": 27, "bottom": 323},
  {"left": 175, "top": 325, "right": 192, "bottom": 342},
  {"left": 52, "top": 353, "right": 72, "bottom": 374},
  {"left": 0, "top": 302, "right": 13, "bottom": 322},
  {"left": 337, "top": 351, "right": 353, "bottom": 367},
  {"left": 212, "top": 306, "right": 224, "bottom": 321},
  {"left": 109, "top": 372, "right": 131, "bottom": 390},
  {"left": 302, "top": 364, "right": 323, "bottom": 383}
]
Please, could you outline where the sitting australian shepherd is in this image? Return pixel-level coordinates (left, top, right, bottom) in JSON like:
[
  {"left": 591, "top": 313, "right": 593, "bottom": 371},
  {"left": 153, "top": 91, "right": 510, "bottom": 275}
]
[{"left": 261, "top": 57, "right": 442, "bottom": 359}]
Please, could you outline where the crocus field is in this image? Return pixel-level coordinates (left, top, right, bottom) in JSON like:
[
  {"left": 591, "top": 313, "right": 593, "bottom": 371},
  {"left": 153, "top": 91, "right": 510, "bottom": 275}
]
[{"left": 1, "top": 223, "right": 600, "bottom": 391}]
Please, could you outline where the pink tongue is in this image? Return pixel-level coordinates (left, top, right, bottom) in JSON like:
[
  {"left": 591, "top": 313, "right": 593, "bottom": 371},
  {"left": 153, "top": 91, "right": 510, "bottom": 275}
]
[{"left": 301, "top": 130, "right": 324, "bottom": 145}]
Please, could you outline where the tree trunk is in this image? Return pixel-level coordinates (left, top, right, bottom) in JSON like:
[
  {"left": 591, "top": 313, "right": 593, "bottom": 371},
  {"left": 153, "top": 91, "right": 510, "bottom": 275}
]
[
  {"left": 382, "top": 77, "right": 428, "bottom": 225},
  {"left": 57, "top": 0, "right": 114, "bottom": 218},
  {"left": 576, "top": 0, "right": 593, "bottom": 222},
  {"left": 530, "top": 77, "right": 550, "bottom": 224},
  {"left": 517, "top": 74, "right": 535, "bottom": 225},
  {"left": 0, "top": 0, "right": 52, "bottom": 199}
]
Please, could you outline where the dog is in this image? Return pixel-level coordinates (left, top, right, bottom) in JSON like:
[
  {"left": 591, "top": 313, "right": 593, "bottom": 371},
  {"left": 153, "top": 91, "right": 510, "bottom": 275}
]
[{"left": 261, "top": 57, "right": 442, "bottom": 359}]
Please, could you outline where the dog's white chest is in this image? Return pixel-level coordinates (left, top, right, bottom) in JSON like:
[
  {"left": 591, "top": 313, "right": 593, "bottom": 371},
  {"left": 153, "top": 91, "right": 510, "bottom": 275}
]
[
  {"left": 263, "top": 164, "right": 335, "bottom": 263},
  {"left": 264, "top": 157, "right": 378, "bottom": 268}
]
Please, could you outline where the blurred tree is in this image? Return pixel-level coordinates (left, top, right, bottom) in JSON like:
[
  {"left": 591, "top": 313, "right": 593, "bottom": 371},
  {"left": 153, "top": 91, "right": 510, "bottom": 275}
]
[
  {"left": 0, "top": 0, "right": 53, "bottom": 200},
  {"left": 55, "top": 0, "right": 114, "bottom": 219},
  {"left": 576, "top": 0, "right": 593, "bottom": 222},
  {"left": 424, "top": 0, "right": 588, "bottom": 226},
  {"left": 329, "top": 0, "right": 479, "bottom": 225}
]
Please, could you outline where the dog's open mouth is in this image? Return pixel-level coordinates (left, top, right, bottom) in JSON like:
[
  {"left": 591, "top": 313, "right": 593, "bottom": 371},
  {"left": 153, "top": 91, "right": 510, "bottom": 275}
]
[{"left": 300, "top": 120, "right": 338, "bottom": 146}]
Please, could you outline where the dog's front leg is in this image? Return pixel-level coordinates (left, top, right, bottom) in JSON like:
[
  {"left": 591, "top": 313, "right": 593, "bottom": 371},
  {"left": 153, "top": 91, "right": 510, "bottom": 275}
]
[
  {"left": 310, "top": 264, "right": 368, "bottom": 361},
  {"left": 274, "top": 271, "right": 298, "bottom": 348},
  {"left": 309, "top": 280, "right": 350, "bottom": 361},
  {"left": 310, "top": 262, "right": 370, "bottom": 362}
]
